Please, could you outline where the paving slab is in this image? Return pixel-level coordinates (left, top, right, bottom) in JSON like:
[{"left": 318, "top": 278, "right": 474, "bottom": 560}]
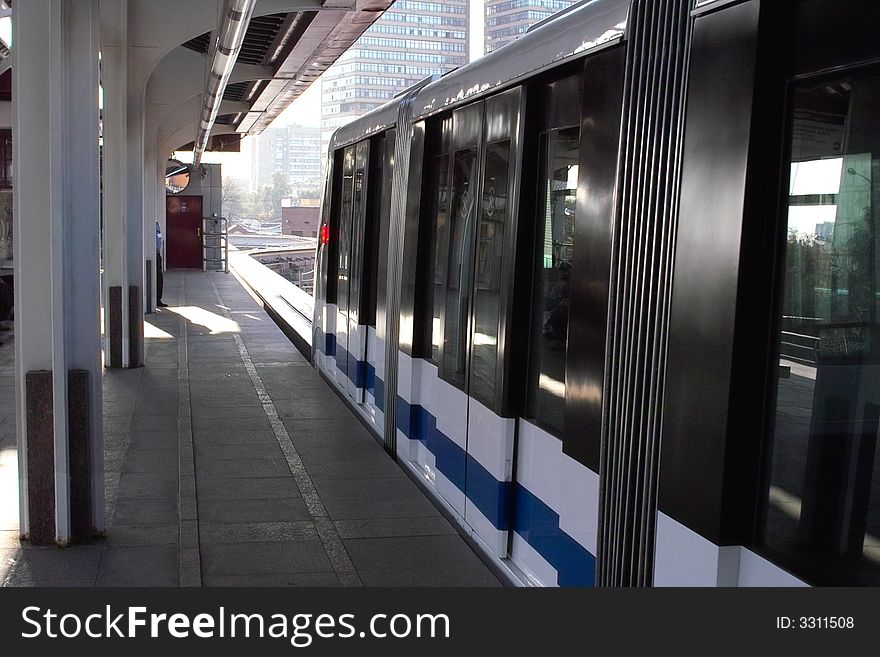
[{"left": 1, "top": 270, "right": 502, "bottom": 589}]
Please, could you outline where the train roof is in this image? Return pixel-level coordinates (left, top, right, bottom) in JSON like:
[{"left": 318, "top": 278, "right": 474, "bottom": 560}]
[
  {"left": 329, "top": 0, "right": 629, "bottom": 151},
  {"left": 412, "top": 0, "right": 628, "bottom": 120}
]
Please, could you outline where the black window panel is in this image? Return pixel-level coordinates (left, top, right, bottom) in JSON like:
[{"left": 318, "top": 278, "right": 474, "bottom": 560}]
[
  {"left": 398, "top": 122, "right": 426, "bottom": 356},
  {"left": 470, "top": 139, "right": 512, "bottom": 407},
  {"left": 347, "top": 140, "right": 370, "bottom": 327},
  {"left": 413, "top": 118, "right": 444, "bottom": 359},
  {"left": 424, "top": 116, "right": 453, "bottom": 364},
  {"left": 519, "top": 59, "right": 616, "bottom": 459},
  {"left": 562, "top": 48, "right": 625, "bottom": 470},
  {"left": 438, "top": 101, "right": 483, "bottom": 390},
  {"left": 376, "top": 129, "right": 396, "bottom": 341},
  {"left": 658, "top": 2, "right": 770, "bottom": 544},
  {"left": 429, "top": 151, "right": 452, "bottom": 363},
  {"left": 526, "top": 127, "right": 579, "bottom": 436},
  {"left": 325, "top": 148, "right": 345, "bottom": 304},
  {"left": 337, "top": 145, "right": 356, "bottom": 317},
  {"left": 364, "top": 133, "right": 386, "bottom": 328},
  {"left": 442, "top": 147, "right": 479, "bottom": 389},
  {"left": 761, "top": 70, "right": 880, "bottom": 586},
  {"left": 793, "top": 1, "right": 880, "bottom": 79}
]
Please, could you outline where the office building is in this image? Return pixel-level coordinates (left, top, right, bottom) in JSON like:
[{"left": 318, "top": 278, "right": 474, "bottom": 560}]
[
  {"left": 251, "top": 122, "right": 322, "bottom": 190},
  {"left": 485, "top": 0, "right": 576, "bottom": 52},
  {"left": 321, "top": 0, "right": 469, "bottom": 154}
]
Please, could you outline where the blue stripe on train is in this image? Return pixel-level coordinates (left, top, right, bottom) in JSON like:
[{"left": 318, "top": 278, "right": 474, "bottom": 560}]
[
  {"left": 373, "top": 370, "right": 385, "bottom": 410},
  {"left": 319, "top": 331, "right": 593, "bottom": 585},
  {"left": 325, "top": 332, "right": 336, "bottom": 357},
  {"left": 316, "top": 327, "right": 384, "bottom": 412},
  {"left": 396, "top": 394, "right": 594, "bottom": 585},
  {"left": 333, "top": 342, "right": 368, "bottom": 389},
  {"left": 513, "top": 485, "right": 596, "bottom": 586}
]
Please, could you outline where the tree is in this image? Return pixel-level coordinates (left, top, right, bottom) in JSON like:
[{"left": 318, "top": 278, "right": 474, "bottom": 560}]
[
  {"left": 222, "top": 178, "right": 246, "bottom": 219},
  {"left": 266, "top": 172, "right": 291, "bottom": 217}
]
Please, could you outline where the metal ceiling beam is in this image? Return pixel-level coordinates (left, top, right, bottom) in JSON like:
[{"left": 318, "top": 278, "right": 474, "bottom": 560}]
[{"left": 192, "top": 0, "right": 258, "bottom": 167}]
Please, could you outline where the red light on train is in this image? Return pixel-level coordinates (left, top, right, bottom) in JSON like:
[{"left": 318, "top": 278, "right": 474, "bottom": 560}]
[{"left": 321, "top": 224, "right": 330, "bottom": 245}]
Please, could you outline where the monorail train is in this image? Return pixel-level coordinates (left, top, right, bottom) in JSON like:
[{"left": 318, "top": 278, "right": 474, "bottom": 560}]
[{"left": 312, "top": 0, "right": 880, "bottom": 586}]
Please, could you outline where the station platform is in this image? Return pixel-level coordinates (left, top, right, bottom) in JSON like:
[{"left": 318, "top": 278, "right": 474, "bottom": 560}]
[{"left": 0, "top": 271, "right": 500, "bottom": 587}]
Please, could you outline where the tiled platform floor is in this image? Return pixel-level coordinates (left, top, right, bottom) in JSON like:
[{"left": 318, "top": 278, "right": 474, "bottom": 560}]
[{"left": 0, "top": 270, "right": 500, "bottom": 587}]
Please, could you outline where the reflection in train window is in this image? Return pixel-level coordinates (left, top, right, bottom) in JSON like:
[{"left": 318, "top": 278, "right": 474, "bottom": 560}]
[
  {"left": 527, "top": 127, "right": 579, "bottom": 436},
  {"left": 470, "top": 139, "right": 511, "bottom": 406},
  {"left": 364, "top": 134, "right": 386, "bottom": 328},
  {"left": 763, "top": 73, "right": 880, "bottom": 585},
  {"left": 442, "top": 148, "right": 478, "bottom": 389},
  {"left": 325, "top": 148, "right": 345, "bottom": 304},
  {"left": 429, "top": 151, "right": 451, "bottom": 364},
  {"left": 348, "top": 141, "right": 368, "bottom": 325},
  {"left": 337, "top": 146, "right": 355, "bottom": 315}
]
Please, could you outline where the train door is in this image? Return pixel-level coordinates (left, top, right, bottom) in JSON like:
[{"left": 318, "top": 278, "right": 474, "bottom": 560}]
[
  {"left": 332, "top": 139, "right": 378, "bottom": 404},
  {"left": 334, "top": 141, "right": 371, "bottom": 401},
  {"left": 412, "top": 88, "right": 524, "bottom": 556},
  {"left": 463, "top": 88, "right": 524, "bottom": 556},
  {"left": 365, "top": 131, "right": 392, "bottom": 431},
  {"left": 752, "top": 2, "right": 880, "bottom": 586},
  {"left": 333, "top": 146, "right": 354, "bottom": 385}
]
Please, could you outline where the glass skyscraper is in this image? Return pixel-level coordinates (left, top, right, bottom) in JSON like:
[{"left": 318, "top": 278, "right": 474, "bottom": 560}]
[
  {"left": 320, "top": 0, "right": 469, "bottom": 156},
  {"left": 484, "top": 0, "right": 576, "bottom": 53}
]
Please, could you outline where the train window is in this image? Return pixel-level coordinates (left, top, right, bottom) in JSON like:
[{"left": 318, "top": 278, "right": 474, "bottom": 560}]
[
  {"left": 337, "top": 146, "right": 355, "bottom": 316},
  {"left": 526, "top": 126, "right": 579, "bottom": 435},
  {"left": 470, "top": 139, "right": 512, "bottom": 406},
  {"left": 348, "top": 140, "right": 369, "bottom": 326},
  {"left": 762, "top": 72, "right": 880, "bottom": 585},
  {"left": 364, "top": 134, "right": 385, "bottom": 328},
  {"left": 417, "top": 116, "right": 452, "bottom": 364},
  {"left": 442, "top": 148, "right": 478, "bottom": 388},
  {"left": 325, "top": 148, "right": 345, "bottom": 304},
  {"left": 428, "top": 151, "right": 451, "bottom": 363},
  {"left": 375, "top": 130, "right": 396, "bottom": 340}
]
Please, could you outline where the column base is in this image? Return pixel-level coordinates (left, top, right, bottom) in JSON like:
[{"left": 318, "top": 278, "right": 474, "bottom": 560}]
[
  {"left": 128, "top": 285, "right": 143, "bottom": 368},
  {"left": 67, "top": 369, "right": 92, "bottom": 543},
  {"left": 108, "top": 286, "right": 123, "bottom": 368},
  {"left": 145, "top": 259, "right": 153, "bottom": 314},
  {"left": 25, "top": 370, "right": 55, "bottom": 546}
]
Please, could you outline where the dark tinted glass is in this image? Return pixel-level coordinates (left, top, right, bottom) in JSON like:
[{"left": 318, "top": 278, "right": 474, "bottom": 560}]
[
  {"left": 429, "top": 153, "right": 451, "bottom": 363},
  {"left": 763, "top": 73, "right": 880, "bottom": 585},
  {"left": 442, "top": 148, "right": 478, "bottom": 388},
  {"left": 325, "top": 148, "right": 345, "bottom": 304},
  {"left": 375, "top": 130, "right": 396, "bottom": 338},
  {"left": 470, "top": 139, "right": 512, "bottom": 406},
  {"left": 365, "top": 134, "right": 385, "bottom": 327},
  {"left": 348, "top": 140, "right": 368, "bottom": 324},
  {"left": 337, "top": 145, "right": 355, "bottom": 314},
  {"left": 526, "top": 127, "right": 579, "bottom": 435}
]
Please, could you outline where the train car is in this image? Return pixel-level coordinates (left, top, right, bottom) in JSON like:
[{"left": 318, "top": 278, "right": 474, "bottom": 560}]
[{"left": 312, "top": 0, "right": 880, "bottom": 587}]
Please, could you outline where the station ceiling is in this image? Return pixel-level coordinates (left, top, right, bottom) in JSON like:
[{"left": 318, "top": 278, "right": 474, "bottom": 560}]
[{"left": 181, "top": 1, "right": 393, "bottom": 138}]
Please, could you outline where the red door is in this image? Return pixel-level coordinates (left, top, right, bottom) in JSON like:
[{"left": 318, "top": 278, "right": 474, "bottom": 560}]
[{"left": 166, "top": 195, "right": 203, "bottom": 269}]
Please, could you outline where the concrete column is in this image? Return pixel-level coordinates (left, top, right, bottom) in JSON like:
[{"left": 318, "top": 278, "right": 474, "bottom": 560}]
[
  {"left": 126, "top": 81, "right": 145, "bottom": 364},
  {"left": 100, "top": 0, "right": 130, "bottom": 368},
  {"left": 143, "top": 123, "right": 158, "bottom": 313},
  {"left": 13, "top": 0, "right": 104, "bottom": 545}
]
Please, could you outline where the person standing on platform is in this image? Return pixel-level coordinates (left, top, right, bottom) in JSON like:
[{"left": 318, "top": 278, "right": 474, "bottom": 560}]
[{"left": 156, "top": 221, "right": 167, "bottom": 308}]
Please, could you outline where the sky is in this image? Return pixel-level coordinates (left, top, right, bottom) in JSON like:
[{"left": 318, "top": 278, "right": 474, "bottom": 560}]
[{"left": 178, "top": 0, "right": 486, "bottom": 185}]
